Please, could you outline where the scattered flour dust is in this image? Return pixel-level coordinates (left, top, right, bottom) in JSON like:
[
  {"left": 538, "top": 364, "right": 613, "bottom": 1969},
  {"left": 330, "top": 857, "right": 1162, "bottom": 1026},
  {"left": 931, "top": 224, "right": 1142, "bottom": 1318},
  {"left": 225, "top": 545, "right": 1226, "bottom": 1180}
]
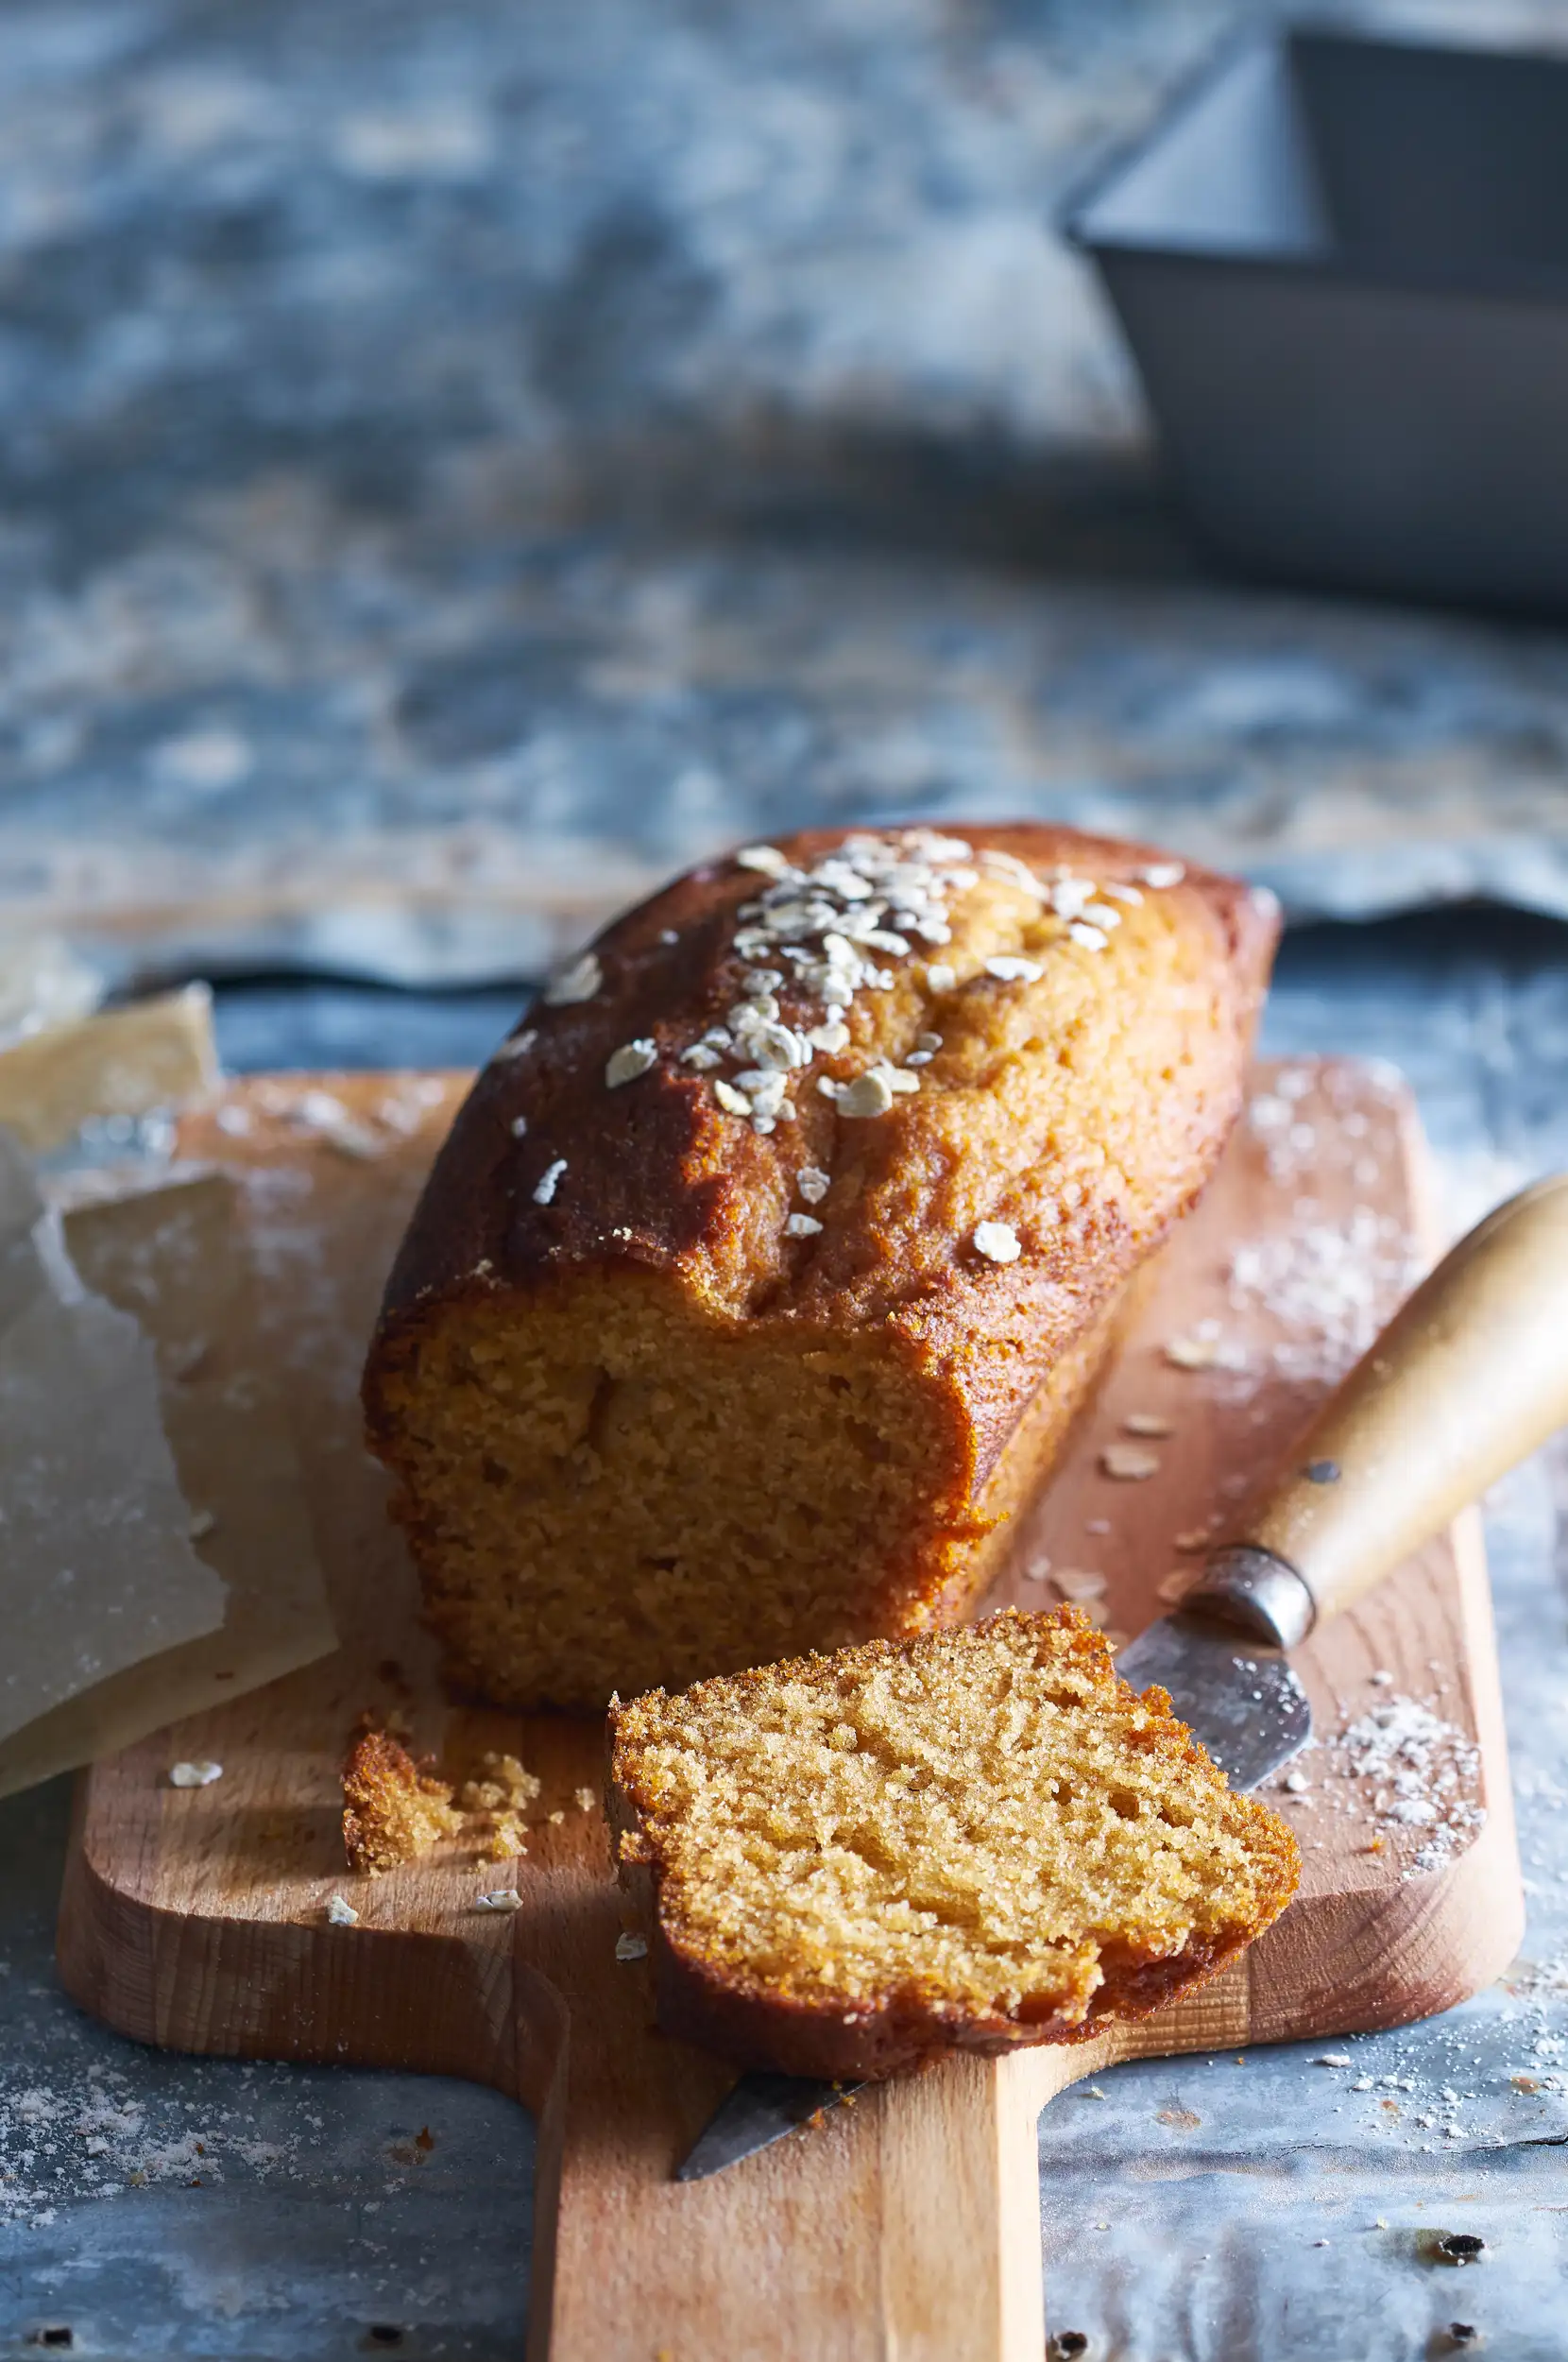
[
  {"left": 1, "top": 2055, "right": 322, "bottom": 2228},
  {"left": 1226, "top": 1205, "right": 1420, "bottom": 1386},
  {"left": 1338, "top": 1695, "right": 1486, "bottom": 1873},
  {"left": 1227, "top": 1062, "right": 1421, "bottom": 1386},
  {"left": 1244, "top": 1060, "right": 1405, "bottom": 1191},
  {"left": 1272, "top": 1688, "right": 1485, "bottom": 1877}
]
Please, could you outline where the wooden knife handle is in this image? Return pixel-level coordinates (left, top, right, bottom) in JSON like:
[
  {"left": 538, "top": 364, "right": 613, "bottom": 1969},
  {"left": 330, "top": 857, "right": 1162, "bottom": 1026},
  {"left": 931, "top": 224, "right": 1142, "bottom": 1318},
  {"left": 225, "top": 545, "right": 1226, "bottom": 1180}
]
[
  {"left": 526, "top": 1980, "right": 1067, "bottom": 2362},
  {"left": 1187, "top": 1172, "right": 1568, "bottom": 1646}
]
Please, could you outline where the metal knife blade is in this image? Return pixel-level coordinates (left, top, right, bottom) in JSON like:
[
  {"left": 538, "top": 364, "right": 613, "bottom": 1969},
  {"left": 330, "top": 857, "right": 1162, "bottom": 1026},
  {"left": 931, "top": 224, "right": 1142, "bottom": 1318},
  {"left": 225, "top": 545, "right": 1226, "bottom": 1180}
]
[
  {"left": 673, "top": 1612, "right": 1308, "bottom": 2182},
  {"left": 674, "top": 2070, "right": 866, "bottom": 2182},
  {"left": 1114, "top": 1610, "right": 1311, "bottom": 1790}
]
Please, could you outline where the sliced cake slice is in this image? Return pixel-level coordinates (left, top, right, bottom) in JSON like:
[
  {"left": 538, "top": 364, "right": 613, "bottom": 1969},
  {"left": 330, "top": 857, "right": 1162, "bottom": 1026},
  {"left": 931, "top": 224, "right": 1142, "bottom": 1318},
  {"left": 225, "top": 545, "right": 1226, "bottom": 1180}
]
[{"left": 607, "top": 1606, "right": 1300, "bottom": 2079}]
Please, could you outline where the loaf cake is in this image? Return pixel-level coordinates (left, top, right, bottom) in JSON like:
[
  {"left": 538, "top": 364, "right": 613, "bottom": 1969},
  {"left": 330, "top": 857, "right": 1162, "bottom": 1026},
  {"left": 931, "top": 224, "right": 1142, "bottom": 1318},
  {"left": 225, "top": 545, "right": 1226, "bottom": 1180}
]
[
  {"left": 608, "top": 1606, "right": 1301, "bottom": 2078},
  {"left": 363, "top": 825, "right": 1276, "bottom": 1708}
]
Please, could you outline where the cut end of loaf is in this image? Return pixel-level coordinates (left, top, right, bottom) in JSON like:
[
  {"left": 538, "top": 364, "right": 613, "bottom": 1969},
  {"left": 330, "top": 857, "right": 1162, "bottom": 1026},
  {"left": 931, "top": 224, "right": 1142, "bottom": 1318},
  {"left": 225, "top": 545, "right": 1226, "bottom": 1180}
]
[
  {"left": 365, "top": 1273, "right": 1064, "bottom": 1709},
  {"left": 608, "top": 1606, "right": 1301, "bottom": 2079}
]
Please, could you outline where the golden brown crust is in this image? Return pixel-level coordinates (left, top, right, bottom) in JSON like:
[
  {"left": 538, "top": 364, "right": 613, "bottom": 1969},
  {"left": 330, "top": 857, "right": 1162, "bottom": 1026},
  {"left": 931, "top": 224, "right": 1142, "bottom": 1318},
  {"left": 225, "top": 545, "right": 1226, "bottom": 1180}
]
[
  {"left": 366, "top": 825, "right": 1275, "bottom": 1404},
  {"left": 640, "top": 1916, "right": 1258, "bottom": 2082},
  {"left": 608, "top": 1608, "right": 1301, "bottom": 2080}
]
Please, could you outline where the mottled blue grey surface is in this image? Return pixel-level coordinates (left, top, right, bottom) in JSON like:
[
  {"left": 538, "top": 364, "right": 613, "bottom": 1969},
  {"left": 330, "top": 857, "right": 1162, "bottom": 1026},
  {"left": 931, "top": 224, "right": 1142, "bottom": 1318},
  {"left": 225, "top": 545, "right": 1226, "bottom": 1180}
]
[
  {"left": 3, "top": 0, "right": 1568, "bottom": 985},
  {"left": 4, "top": 912, "right": 1568, "bottom": 2359},
  {"left": 0, "top": 1778, "right": 533, "bottom": 2359}
]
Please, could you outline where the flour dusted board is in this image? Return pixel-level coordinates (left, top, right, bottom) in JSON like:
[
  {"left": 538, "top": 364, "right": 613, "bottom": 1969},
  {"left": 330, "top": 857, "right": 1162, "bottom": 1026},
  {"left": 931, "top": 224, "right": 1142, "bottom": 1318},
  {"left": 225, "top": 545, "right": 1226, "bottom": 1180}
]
[{"left": 58, "top": 1064, "right": 1522, "bottom": 2362}]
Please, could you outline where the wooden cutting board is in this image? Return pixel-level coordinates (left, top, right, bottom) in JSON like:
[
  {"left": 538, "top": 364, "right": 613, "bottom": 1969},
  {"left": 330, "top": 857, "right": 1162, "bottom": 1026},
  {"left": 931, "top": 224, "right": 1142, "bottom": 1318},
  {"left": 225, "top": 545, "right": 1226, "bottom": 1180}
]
[{"left": 57, "top": 1061, "right": 1523, "bottom": 2362}]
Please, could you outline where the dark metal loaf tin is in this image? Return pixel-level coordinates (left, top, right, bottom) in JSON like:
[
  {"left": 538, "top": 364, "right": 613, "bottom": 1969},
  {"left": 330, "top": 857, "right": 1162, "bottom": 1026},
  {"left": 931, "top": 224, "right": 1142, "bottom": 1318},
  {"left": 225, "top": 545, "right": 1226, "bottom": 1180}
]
[{"left": 1062, "top": 24, "right": 1568, "bottom": 613}]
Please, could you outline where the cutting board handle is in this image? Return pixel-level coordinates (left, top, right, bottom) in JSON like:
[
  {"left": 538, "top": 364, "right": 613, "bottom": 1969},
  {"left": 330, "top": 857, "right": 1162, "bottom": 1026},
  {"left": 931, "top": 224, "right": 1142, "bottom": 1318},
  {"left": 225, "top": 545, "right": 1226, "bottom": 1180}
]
[
  {"left": 525, "top": 1967, "right": 1079, "bottom": 2362},
  {"left": 1188, "top": 1171, "right": 1568, "bottom": 1644}
]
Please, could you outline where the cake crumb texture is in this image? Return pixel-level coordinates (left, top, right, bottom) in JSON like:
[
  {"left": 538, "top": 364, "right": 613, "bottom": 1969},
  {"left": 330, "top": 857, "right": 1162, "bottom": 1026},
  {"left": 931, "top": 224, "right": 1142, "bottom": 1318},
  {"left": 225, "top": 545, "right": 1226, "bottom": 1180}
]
[
  {"left": 341, "top": 1728, "right": 464, "bottom": 1876},
  {"left": 457, "top": 1750, "right": 542, "bottom": 1860},
  {"left": 608, "top": 1607, "right": 1300, "bottom": 2078}
]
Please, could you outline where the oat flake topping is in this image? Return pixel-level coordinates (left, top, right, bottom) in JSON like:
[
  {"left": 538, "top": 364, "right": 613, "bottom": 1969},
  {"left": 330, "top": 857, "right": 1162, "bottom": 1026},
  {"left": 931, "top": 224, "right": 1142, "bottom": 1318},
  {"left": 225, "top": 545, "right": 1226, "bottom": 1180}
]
[
  {"left": 605, "top": 1038, "right": 657, "bottom": 1089},
  {"left": 688, "top": 830, "right": 980, "bottom": 1133},
  {"left": 543, "top": 951, "right": 603, "bottom": 1007},
  {"left": 540, "top": 832, "right": 1185, "bottom": 1140},
  {"left": 676, "top": 833, "right": 1188, "bottom": 1127},
  {"left": 826, "top": 1070, "right": 895, "bottom": 1120},
  {"left": 973, "top": 1221, "right": 1022, "bottom": 1264},
  {"left": 1100, "top": 1442, "right": 1162, "bottom": 1481}
]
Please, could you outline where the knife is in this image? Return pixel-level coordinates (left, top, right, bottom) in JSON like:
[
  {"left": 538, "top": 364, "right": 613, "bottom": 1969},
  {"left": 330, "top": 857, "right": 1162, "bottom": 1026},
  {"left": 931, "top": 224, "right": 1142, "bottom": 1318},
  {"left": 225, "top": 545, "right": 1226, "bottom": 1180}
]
[{"left": 677, "top": 1171, "right": 1568, "bottom": 2182}]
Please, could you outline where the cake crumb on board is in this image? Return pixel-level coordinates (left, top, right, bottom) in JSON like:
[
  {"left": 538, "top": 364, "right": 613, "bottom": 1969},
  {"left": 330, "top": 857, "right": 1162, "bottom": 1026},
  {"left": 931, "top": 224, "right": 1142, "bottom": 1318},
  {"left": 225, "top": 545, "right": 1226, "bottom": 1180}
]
[{"left": 342, "top": 1730, "right": 464, "bottom": 1876}]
